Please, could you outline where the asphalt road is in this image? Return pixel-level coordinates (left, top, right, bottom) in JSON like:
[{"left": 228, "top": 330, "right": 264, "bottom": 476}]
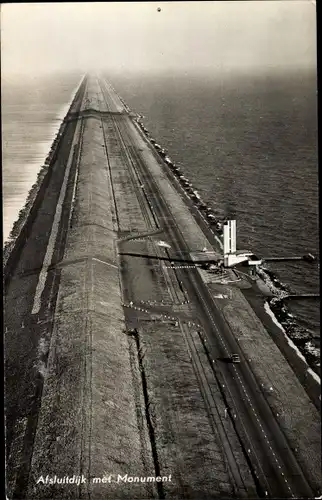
[{"left": 99, "top": 81, "right": 315, "bottom": 499}]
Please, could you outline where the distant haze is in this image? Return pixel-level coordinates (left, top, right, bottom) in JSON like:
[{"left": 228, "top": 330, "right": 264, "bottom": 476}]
[{"left": 1, "top": 1, "right": 317, "bottom": 77}]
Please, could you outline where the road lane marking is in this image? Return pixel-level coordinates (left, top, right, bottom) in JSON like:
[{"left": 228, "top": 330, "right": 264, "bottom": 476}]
[
  {"left": 194, "top": 283, "right": 294, "bottom": 491},
  {"left": 92, "top": 257, "right": 118, "bottom": 268}
]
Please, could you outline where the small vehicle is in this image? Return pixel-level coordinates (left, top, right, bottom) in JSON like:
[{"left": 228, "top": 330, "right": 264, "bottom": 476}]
[{"left": 231, "top": 354, "right": 240, "bottom": 363}]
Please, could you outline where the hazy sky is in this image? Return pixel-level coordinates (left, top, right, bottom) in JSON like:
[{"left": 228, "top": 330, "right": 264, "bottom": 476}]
[{"left": 1, "top": 1, "right": 317, "bottom": 77}]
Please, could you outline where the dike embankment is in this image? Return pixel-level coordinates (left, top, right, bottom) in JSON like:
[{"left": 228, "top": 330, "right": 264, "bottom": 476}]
[
  {"left": 27, "top": 82, "right": 155, "bottom": 499},
  {"left": 5, "top": 75, "right": 320, "bottom": 499},
  {"left": 5, "top": 76, "right": 89, "bottom": 499}
]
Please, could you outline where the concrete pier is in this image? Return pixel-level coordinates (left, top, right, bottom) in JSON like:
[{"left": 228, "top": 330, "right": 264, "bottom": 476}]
[
  {"left": 263, "top": 253, "right": 316, "bottom": 263},
  {"left": 4, "top": 75, "right": 321, "bottom": 499}
]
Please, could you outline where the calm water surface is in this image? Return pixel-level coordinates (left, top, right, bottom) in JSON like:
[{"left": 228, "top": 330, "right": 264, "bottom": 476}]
[{"left": 2, "top": 73, "right": 82, "bottom": 241}]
